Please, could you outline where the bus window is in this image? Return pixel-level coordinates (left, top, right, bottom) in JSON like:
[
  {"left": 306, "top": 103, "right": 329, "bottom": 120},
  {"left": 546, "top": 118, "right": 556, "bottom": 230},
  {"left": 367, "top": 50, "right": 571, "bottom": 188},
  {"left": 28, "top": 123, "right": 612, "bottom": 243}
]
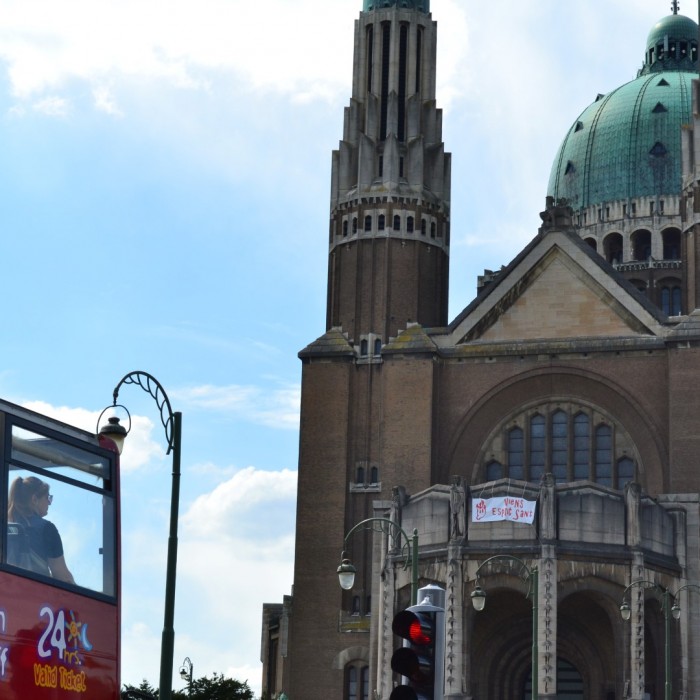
[
  {"left": 0, "top": 403, "right": 120, "bottom": 700},
  {"left": 5, "top": 424, "right": 116, "bottom": 598}
]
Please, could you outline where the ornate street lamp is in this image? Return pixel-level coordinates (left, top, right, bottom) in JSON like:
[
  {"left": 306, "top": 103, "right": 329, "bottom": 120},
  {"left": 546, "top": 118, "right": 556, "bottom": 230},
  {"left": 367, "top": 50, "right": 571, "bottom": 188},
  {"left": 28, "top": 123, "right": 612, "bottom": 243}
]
[
  {"left": 471, "top": 555, "right": 539, "bottom": 699},
  {"left": 619, "top": 580, "right": 700, "bottom": 700},
  {"left": 179, "top": 657, "right": 194, "bottom": 694},
  {"left": 337, "top": 517, "right": 419, "bottom": 605},
  {"left": 99, "top": 371, "right": 183, "bottom": 700}
]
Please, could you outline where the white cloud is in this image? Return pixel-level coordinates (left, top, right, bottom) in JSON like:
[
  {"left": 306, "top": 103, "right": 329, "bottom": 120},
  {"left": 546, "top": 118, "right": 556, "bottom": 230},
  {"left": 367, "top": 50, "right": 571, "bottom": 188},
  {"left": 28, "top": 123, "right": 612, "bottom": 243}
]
[
  {"left": 0, "top": 0, "right": 359, "bottom": 106},
  {"left": 182, "top": 466, "right": 297, "bottom": 537},
  {"left": 120, "top": 466, "right": 297, "bottom": 695},
  {"left": 173, "top": 382, "right": 300, "bottom": 430}
]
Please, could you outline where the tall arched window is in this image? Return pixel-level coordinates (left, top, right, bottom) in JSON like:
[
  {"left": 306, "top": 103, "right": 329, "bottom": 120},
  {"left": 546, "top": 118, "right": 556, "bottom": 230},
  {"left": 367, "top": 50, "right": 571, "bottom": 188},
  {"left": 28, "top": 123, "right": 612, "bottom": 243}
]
[
  {"left": 551, "top": 411, "right": 568, "bottom": 482},
  {"left": 393, "top": 214, "right": 401, "bottom": 230},
  {"left": 407, "top": 216, "right": 414, "bottom": 233},
  {"left": 594, "top": 424, "right": 612, "bottom": 486},
  {"left": 573, "top": 413, "right": 590, "bottom": 480},
  {"left": 617, "top": 457, "right": 634, "bottom": 490},
  {"left": 364, "top": 215, "right": 372, "bottom": 232},
  {"left": 480, "top": 403, "right": 637, "bottom": 487},
  {"left": 508, "top": 427, "right": 524, "bottom": 480},
  {"left": 345, "top": 663, "right": 370, "bottom": 700},
  {"left": 378, "top": 214, "right": 385, "bottom": 231},
  {"left": 529, "top": 414, "right": 546, "bottom": 481}
]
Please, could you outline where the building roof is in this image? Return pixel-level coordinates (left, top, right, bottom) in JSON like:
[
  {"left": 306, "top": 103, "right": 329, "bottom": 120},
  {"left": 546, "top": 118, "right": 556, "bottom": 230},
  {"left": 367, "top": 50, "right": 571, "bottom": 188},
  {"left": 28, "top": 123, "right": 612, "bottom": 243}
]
[
  {"left": 547, "top": 13, "right": 698, "bottom": 209},
  {"left": 363, "top": 0, "right": 429, "bottom": 12}
]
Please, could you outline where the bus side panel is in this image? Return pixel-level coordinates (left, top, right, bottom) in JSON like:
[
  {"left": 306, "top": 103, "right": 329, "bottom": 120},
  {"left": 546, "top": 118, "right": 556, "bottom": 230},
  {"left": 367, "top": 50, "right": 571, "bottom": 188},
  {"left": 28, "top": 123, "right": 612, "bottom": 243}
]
[{"left": 0, "top": 570, "right": 118, "bottom": 699}]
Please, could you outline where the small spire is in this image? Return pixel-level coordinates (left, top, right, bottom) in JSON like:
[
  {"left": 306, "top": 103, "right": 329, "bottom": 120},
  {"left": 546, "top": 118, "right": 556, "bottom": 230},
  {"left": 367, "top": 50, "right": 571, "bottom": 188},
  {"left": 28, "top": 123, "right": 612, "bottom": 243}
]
[{"left": 671, "top": 0, "right": 679, "bottom": 14}]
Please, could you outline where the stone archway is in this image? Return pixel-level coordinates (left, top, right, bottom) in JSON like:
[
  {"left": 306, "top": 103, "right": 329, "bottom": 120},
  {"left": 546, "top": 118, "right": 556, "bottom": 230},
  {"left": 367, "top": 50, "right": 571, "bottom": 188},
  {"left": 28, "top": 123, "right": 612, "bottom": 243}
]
[{"left": 469, "top": 586, "right": 623, "bottom": 699}]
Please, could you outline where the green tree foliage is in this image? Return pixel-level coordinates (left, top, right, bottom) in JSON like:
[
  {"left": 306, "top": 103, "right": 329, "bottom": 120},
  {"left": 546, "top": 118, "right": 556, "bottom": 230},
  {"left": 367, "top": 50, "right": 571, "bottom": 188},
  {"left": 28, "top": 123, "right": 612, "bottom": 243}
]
[
  {"left": 176, "top": 672, "right": 254, "bottom": 700},
  {"left": 123, "top": 673, "right": 254, "bottom": 700},
  {"left": 121, "top": 679, "right": 158, "bottom": 699}
]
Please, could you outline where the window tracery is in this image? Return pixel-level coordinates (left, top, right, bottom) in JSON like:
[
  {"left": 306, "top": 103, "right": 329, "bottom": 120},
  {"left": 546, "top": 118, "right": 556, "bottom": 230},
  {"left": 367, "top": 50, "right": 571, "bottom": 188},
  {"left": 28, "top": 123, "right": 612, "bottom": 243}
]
[{"left": 480, "top": 401, "right": 637, "bottom": 488}]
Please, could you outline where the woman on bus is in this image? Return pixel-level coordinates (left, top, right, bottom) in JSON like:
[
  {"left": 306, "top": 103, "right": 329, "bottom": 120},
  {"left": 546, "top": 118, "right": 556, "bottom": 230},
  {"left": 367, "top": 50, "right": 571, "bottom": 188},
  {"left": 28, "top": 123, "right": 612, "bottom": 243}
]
[{"left": 7, "top": 476, "right": 75, "bottom": 584}]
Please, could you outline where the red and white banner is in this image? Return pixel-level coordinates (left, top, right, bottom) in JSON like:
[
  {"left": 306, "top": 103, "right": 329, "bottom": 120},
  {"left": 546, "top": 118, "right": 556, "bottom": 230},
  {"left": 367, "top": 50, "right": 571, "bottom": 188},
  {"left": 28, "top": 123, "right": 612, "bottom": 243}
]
[{"left": 471, "top": 496, "right": 536, "bottom": 524}]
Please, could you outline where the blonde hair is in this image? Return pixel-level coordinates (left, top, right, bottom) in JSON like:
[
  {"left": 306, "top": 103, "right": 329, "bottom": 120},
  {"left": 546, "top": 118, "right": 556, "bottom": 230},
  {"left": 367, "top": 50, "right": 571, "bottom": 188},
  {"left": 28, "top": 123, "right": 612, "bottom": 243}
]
[{"left": 8, "top": 476, "right": 49, "bottom": 522}]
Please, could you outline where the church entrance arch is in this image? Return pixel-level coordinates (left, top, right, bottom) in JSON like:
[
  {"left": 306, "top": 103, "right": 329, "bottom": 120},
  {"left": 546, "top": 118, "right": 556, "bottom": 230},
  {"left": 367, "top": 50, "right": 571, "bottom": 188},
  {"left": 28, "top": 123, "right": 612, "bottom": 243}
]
[{"left": 469, "top": 587, "right": 620, "bottom": 699}]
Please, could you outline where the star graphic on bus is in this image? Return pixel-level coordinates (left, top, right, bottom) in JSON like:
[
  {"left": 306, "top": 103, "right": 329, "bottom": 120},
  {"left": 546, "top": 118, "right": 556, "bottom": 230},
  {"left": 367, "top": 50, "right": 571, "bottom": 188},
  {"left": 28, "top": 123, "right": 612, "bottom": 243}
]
[{"left": 66, "top": 610, "right": 93, "bottom": 652}]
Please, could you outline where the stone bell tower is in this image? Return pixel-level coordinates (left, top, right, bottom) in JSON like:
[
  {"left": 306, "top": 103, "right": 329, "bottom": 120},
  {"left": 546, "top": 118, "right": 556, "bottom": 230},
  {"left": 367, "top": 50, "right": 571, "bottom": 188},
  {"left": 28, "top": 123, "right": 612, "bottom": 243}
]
[{"left": 327, "top": 0, "right": 451, "bottom": 345}]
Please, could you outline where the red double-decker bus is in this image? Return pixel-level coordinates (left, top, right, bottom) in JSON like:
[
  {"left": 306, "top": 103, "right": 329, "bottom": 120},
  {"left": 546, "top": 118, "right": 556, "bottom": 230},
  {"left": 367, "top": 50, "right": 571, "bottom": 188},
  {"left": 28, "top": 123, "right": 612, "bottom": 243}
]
[{"left": 0, "top": 399, "right": 120, "bottom": 699}]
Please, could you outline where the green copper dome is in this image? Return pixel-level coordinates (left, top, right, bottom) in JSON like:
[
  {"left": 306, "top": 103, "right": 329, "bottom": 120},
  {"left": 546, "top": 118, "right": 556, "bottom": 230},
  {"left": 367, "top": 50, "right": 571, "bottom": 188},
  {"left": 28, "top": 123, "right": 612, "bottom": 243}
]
[
  {"left": 548, "top": 14, "right": 698, "bottom": 209},
  {"left": 363, "top": 0, "right": 429, "bottom": 12}
]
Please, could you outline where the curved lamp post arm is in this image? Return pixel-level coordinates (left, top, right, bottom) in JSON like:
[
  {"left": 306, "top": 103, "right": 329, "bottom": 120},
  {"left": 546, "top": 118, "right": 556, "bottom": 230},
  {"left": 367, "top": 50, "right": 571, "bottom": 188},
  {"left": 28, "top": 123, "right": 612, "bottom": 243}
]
[
  {"left": 473, "top": 554, "right": 536, "bottom": 599},
  {"left": 340, "top": 517, "right": 419, "bottom": 605},
  {"left": 669, "top": 583, "right": 700, "bottom": 619},
  {"left": 112, "top": 371, "right": 175, "bottom": 453},
  {"left": 110, "top": 370, "right": 182, "bottom": 700}
]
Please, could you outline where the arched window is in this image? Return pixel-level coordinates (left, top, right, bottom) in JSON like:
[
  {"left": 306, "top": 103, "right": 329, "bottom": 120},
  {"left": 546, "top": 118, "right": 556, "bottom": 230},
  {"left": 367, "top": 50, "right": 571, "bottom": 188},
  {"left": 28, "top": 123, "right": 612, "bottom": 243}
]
[
  {"left": 407, "top": 216, "right": 414, "bottom": 233},
  {"left": 393, "top": 214, "right": 401, "bottom": 230},
  {"left": 364, "top": 215, "right": 372, "bottom": 232},
  {"left": 486, "top": 460, "right": 503, "bottom": 481},
  {"left": 420, "top": 218, "right": 427, "bottom": 235},
  {"left": 430, "top": 221, "right": 436, "bottom": 238},
  {"left": 343, "top": 220, "right": 348, "bottom": 237},
  {"left": 345, "top": 663, "right": 370, "bottom": 700},
  {"left": 508, "top": 427, "right": 524, "bottom": 481},
  {"left": 356, "top": 466, "right": 365, "bottom": 484},
  {"left": 617, "top": 457, "right": 634, "bottom": 490},
  {"left": 360, "top": 339, "right": 368, "bottom": 356},
  {"left": 370, "top": 466, "right": 379, "bottom": 484},
  {"left": 662, "top": 228, "right": 680, "bottom": 259},
  {"left": 378, "top": 214, "right": 385, "bottom": 231},
  {"left": 672, "top": 286, "right": 682, "bottom": 315},
  {"left": 352, "top": 217, "right": 358, "bottom": 234},
  {"left": 603, "top": 232, "right": 623, "bottom": 264},
  {"left": 480, "top": 403, "right": 636, "bottom": 488},
  {"left": 374, "top": 338, "right": 382, "bottom": 356},
  {"left": 661, "top": 287, "right": 671, "bottom": 315},
  {"left": 551, "top": 411, "right": 568, "bottom": 482},
  {"left": 529, "top": 414, "right": 546, "bottom": 481},
  {"left": 631, "top": 230, "right": 651, "bottom": 261},
  {"left": 573, "top": 412, "right": 590, "bottom": 480},
  {"left": 594, "top": 424, "right": 612, "bottom": 486}
]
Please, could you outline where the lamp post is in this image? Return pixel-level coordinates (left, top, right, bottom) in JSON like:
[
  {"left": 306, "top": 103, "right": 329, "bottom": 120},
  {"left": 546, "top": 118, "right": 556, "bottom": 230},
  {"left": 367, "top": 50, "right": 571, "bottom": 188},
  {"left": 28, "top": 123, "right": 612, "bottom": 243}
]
[
  {"left": 336, "top": 517, "right": 419, "bottom": 605},
  {"left": 619, "top": 580, "right": 700, "bottom": 700},
  {"left": 179, "top": 657, "right": 194, "bottom": 694},
  {"left": 471, "top": 555, "right": 539, "bottom": 700},
  {"left": 99, "top": 371, "right": 182, "bottom": 700}
]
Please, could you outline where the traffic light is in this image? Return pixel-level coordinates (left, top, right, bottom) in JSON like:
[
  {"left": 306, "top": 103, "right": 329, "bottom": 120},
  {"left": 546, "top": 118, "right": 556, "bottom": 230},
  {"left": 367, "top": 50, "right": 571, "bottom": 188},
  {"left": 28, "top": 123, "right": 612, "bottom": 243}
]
[{"left": 389, "top": 592, "right": 444, "bottom": 700}]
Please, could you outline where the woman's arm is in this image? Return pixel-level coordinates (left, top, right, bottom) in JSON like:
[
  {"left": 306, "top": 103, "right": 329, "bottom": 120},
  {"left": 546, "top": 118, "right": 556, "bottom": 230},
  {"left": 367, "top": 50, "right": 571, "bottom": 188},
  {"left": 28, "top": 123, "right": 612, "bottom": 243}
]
[{"left": 48, "top": 555, "right": 75, "bottom": 584}]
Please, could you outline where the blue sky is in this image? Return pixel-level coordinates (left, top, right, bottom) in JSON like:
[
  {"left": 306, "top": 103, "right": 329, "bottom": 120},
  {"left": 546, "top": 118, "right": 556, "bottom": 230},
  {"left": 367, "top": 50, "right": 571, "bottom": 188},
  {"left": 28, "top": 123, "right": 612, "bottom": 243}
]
[{"left": 0, "top": 0, "right": 693, "bottom": 695}]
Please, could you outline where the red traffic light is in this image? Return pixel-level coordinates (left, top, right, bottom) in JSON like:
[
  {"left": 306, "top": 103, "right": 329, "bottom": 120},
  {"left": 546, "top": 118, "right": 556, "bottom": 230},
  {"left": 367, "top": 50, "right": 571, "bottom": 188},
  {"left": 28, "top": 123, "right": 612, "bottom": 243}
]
[{"left": 392, "top": 610, "right": 435, "bottom": 646}]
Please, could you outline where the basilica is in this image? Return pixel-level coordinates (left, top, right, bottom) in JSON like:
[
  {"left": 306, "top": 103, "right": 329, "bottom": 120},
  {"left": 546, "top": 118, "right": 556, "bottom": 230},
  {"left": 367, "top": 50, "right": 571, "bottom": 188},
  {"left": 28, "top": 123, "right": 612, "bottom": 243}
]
[{"left": 262, "top": 2, "right": 700, "bottom": 698}]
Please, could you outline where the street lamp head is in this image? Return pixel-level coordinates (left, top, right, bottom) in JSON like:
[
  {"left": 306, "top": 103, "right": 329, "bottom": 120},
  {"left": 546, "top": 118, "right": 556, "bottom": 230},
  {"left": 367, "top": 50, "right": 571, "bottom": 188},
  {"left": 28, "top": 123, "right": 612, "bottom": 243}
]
[
  {"left": 672, "top": 600, "right": 681, "bottom": 619},
  {"left": 337, "top": 555, "right": 356, "bottom": 590},
  {"left": 98, "top": 415, "right": 128, "bottom": 455},
  {"left": 471, "top": 585, "right": 486, "bottom": 612},
  {"left": 620, "top": 601, "right": 631, "bottom": 621}
]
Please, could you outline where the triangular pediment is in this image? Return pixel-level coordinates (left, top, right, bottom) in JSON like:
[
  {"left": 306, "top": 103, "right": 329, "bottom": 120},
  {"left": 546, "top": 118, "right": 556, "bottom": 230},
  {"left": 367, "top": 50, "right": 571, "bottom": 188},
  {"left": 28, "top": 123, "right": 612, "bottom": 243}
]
[{"left": 443, "top": 230, "right": 668, "bottom": 347}]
